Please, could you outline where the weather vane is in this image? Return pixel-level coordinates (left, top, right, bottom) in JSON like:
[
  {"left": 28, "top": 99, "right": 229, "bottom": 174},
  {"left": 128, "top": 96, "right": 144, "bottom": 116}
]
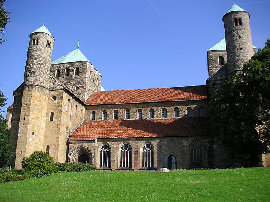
[{"left": 77, "top": 42, "right": 80, "bottom": 49}]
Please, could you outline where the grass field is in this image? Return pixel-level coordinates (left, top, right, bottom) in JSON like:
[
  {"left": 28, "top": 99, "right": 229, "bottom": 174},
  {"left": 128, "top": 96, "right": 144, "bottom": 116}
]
[{"left": 0, "top": 167, "right": 269, "bottom": 201}]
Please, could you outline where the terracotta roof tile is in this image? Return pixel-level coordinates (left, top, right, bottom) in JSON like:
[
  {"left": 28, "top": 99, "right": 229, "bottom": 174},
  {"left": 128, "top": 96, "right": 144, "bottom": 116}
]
[
  {"left": 7, "top": 104, "right": 13, "bottom": 110},
  {"left": 69, "top": 118, "right": 210, "bottom": 141},
  {"left": 86, "top": 85, "right": 207, "bottom": 105}
]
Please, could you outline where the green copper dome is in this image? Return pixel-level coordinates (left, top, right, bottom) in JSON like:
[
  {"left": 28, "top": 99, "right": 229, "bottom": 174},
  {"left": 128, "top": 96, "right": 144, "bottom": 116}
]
[
  {"left": 33, "top": 25, "right": 52, "bottom": 35},
  {"left": 52, "top": 48, "right": 89, "bottom": 64}
]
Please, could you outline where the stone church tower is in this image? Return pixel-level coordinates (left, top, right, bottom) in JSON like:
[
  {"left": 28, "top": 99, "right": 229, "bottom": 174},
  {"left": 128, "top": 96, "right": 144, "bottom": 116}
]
[
  {"left": 24, "top": 25, "right": 55, "bottom": 88},
  {"left": 13, "top": 26, "right": 55, "bottom": 167},
  {"left": 207, "top": 4, "right": 254, "bottom": 95},
  {"left": 223, "top": 4, "right": 254, "bottom": 78}
]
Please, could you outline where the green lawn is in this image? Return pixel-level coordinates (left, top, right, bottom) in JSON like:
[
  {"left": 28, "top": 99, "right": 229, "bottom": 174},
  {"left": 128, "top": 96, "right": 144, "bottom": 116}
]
[{"left": 0, "top": 167, "right": 269, "bottom": 201}]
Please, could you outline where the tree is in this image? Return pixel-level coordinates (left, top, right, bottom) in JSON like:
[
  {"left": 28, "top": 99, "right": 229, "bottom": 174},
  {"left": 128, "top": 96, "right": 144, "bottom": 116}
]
[
  {"left": 0, "top": 0, "right": 9, "bottom": 44},
  {"left": 0, "top": 91, "right": 13, "bottom": 167},
  {"left": 210, "top": 39, "right": 270, "bottom": 167}
]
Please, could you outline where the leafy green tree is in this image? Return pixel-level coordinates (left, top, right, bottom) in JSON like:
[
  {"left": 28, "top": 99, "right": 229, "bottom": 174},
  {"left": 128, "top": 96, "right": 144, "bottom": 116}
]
[
  {"left": 0, "top": 91, "right": 13, "bottom": 167},
  {"left": 210, "top": 39, "right": 270, "bottom": 167},
  {"left": 0, "top": 0, "right": 9, "bottom": 44}
]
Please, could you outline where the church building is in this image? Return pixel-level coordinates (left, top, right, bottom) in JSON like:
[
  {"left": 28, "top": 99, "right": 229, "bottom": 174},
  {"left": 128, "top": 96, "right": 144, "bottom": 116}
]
[{"left": 7, "top": 4, "right": 258, "bottom": 170}]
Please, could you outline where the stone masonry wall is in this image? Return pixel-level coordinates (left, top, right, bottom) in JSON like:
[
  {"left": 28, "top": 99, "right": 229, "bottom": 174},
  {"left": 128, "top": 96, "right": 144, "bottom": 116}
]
[
  {"left": 7, "top": 85, "right": 23, "bottom": 167},
  {"left": 85, "top": 100, "right": 209, "bottom": 122},
  {"left": 57, "top": 92, "right": 85, "bottom": 162},
  {"left": 15, "top": 86, "right": 50, "bottom": 169},
  {"left": 51, "top": 61, "right": 102, "bottom": 102},
  {"left": 69, "top": 136, "right": 211, "bottom": 170},
  {"left": 207, "top": 50, "right": 227, "bottom": 77}
]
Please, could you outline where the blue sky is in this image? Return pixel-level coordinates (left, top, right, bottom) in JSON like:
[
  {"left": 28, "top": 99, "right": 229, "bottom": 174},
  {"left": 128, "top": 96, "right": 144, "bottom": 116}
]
[{"left": 0, "top": 0, "right": 270, "bottom": 115}]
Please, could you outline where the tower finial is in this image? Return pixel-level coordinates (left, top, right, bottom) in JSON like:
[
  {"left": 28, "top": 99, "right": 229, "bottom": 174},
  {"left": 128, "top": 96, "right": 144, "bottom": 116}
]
[{"left": 77, "top": 42, "right": 80, "bottom": 49}]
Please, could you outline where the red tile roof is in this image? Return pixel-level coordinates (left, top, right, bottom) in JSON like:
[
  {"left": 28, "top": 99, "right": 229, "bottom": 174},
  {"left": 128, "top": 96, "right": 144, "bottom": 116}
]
[
  {"left": 7, "top": 104, "right": 13, "bottom": 110},
  {"left": 69, "top": 118, "right": 209, "bottom": 141},
  {"left": 86, "top": 85, "right": 207, "bottom": 105}
]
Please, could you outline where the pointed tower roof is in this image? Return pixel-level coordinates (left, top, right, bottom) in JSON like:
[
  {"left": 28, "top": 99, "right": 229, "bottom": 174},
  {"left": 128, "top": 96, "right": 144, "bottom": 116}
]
[
  {"left": 33, "top": 25, "right": 52, "bottom": 35},
  {"left": 226, "top": 4, "right": 246, "bottom": 14},
  {"left": 208, "top": 38, "right": 226, "bottom": 51},
  {"left": 52, "top": 48, "right": 89, "bottom": 64},
  {"left": 223, "top": 4, "right": 249, "bottom": 20}
]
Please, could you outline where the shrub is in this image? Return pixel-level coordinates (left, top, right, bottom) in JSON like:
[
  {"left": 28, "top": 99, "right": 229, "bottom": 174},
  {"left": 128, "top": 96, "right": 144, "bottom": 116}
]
[
  {"left": 0, "top": 168, "right": 28, "bottom": 183},
  {"left": 21, "top": 151, "right": 55, "bottom": 177},
  {"left": 54, "top": 162, "right": 96, "bottom": 172}
]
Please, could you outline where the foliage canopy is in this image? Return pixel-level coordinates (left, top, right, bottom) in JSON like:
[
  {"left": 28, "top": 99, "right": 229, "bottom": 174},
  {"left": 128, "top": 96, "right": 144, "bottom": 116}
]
[
  {"left": 0, "top": 90, "right": 13, "bottom": 167},
  {"left": 210, "top": 39, "right": 270, "bottom": 166},
  {"left": 0, "top": 0, "right": 9, "bottom": 44}
]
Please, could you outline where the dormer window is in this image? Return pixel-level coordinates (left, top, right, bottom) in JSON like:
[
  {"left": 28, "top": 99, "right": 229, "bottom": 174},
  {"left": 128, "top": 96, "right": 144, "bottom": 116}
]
[{"left": 32, "top": 38, "right": 38, "bottom": 45}]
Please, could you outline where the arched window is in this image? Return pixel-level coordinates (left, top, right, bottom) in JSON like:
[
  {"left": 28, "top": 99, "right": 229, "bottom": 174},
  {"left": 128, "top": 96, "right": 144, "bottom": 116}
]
[
  {"left": 55, "top": 69, "right": 60, "bottom": 78},
  {"left": 50, "top": 112, "right": 54, "bottom": 121},
  {"left": 138, "top": 109, "right": 142, "bottom": 120},
  {"left": 32, "top": 38, "right": 38, "bottom": 45},
  {"left": 186, "top": 107, "right": 192, "bottom": 117},
  {"left": 100, "top": 144, "right": 111, "bottom": 168},
  {"left": 142, "top": 143, "right": 154, "bottom": 169},
  {"left": 199, "top": 107, "right": 205, "bottom": 117},
  {"left": 103, "top": 111, "right": 107, "bottom": 121},
  {"left": 126, "top": 109, "right": 130, "bottom": 120},
  {"left": 150, "top": 109, "right": 155, "bottom": 119},
  {"left": 78, "top": 153, "right": 89, "bottom": 164},
  {"left": 120, "top": 144, "right": 132, "bottom": 168},
  {"left": 46, "top": 145, "right": 50, "bottom": 154},
  {"left": 74, "top": 67, "right": 79, "bottom": 76},
  {"left": 65, "top": 68, "right": 70, "bottom": 76},
  {"left": 46, "top": 40, "right": 51, "bottom": 48},
  {"left": 162, "top": 108, "right": 167, "bottom": 118},
  {"left": 114, "top": 110, "right": 118, "bottom": 120},
  {"left": 234, "top": 18, "right": 242, "bottom": 26},
  {"left": 168, "top": 155, "right": 177, "bottom": 170},
  {"left": 174, "top": 107, "right": 180, "bottom": 118},
  {"left": 191, "top": 140, "right": 202, "bottom": 168},
  {"left": 92, "top": 111, "right": 96, "bottom": 121},
  {"left": 219, "top": 56, "right": 225, "bottom": 65}
]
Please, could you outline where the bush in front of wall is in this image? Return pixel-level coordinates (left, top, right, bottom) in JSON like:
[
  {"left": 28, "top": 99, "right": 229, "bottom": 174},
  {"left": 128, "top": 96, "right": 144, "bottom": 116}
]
[
  {"left": 54, "top": 162, "right": 96, "bottom": 172},
  {"left": 21, "top": 151, "right": 55, "bottom": 178}
]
